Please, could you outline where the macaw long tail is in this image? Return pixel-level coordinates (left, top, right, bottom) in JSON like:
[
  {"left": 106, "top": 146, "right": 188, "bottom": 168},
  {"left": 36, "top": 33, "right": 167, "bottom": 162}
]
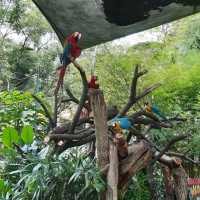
[
  {"left": 54, "top": 66, "right": 66, "bottom": 95},
  {"left": 157, "top": 111, "right": 167, "bottom": 121}
]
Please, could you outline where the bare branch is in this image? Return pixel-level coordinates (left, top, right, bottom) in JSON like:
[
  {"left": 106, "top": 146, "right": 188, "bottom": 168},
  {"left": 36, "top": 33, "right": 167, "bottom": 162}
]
[
  {"left": 119, "top": 65, "right": 148, "bottom": 116},
  {"left": 47, "top": 129, "right": 94, "bottom": 141},
  {"left": 65, "top": 87, "right": 80, "bottom": 104},
  {"left": 134, "top": 117, "right": 172, "bottom": 128},
  {"left": 49, "top": 117, "right": 93, "bottom": 135},
  {"left": 69, "top": 62, "right": 88, "bottom": 133},
  {"left": 166, "top": 152, "right": 200, "bottom": 166},
  {"left": 131, "top": 65, "right": 147, "bottom": 100},
  {"left": 152, "top": 134, "right": 190, "bottom": 163},
  {"left": 63, "top": 134, "right": 95, "bottom": 149},
  {"left": 135, "top": 83, "right": 161, "bottom": 101}
]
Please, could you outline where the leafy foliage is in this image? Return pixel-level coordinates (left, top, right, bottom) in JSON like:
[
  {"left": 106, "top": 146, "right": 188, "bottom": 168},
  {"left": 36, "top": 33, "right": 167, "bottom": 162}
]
[
  {"left": 21, "top": 125, "right": 34, "bottom": 145},
  {"left": 2, "top": 127, "right": 19, "bottom": 148}
]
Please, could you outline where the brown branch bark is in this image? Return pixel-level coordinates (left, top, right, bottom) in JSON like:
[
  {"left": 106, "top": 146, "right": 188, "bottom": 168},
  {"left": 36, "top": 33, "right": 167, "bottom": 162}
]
[
  {"left": 54, "top": 93, "right": 58, "bottom": 126},
  {"left": 119, "top": 65, "right": 148, "bottom": 116},
  {"left": 119, "top": 140, "right": 153, "bottom": 189},
  {"left": 89, "top": 89, "right": 109, "bottom": 169},
  {"left": 68, "top": 63, "right": 88, "bottom": 133},
  {"left": 153, "top": 134, "right": 189, "bottom": 163},
  {"left": 161, "top": 165, "right": 175, "bottom": 200},
  {"left": 172, "top": 166, "right": 188, "bottom": 200},
  {"left": 135, "top": 83, "right": 161, "bottom": 101},
  {"left": 166, "top": 152, "right": 200, "bottom": 166},
  {"left": 47, "top": 129, "right": 94, "bottom": 141},
  {"left": 146, "top": 164, "right": 159, "bottom": 200},
  {"left": 64, "top": 87, "right": 80, "bottom": 104},
  {"left": 64, "top": 134, "right": 95, "bottom": 148},
  {"left": 158, "top": 154, "right": 181, "bottom": 169},
  {"left": 106, "top": 142, "right": 119, "bottom": 200}
]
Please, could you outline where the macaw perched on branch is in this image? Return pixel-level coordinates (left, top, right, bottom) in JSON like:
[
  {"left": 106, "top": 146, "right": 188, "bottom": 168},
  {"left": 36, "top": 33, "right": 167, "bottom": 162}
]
[
  {"left": 88, "top": 75, "right": 99, "bottom": 89},
  {"left": 112, "top": 122, "right": 128, "bottom": 160},
  {"left": 145, "top": 102, "right": 167, "bottom": 121},
  {"left": 112, "top": 117, "right": 134, "bottom": 130},
  {"left": 55, "top": 32, "right": 82, "bottom": 94}
]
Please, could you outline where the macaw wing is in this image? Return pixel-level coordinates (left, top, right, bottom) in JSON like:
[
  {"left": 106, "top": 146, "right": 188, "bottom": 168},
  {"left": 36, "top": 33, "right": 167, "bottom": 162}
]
[
  {"left": 63, "top": 43, "right": 72, "bottom": 60},
  {"left": 118, "top": 117, "right": 132, "bottom": 129},
  {"left": 152, "top": 105, "right": 159, "bottom": 114}
]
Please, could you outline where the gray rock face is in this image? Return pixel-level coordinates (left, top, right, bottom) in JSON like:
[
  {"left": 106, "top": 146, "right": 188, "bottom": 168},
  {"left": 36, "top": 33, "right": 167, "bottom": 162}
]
[{"left": 33, "top": 0, "right": 200, "bottom": 49}]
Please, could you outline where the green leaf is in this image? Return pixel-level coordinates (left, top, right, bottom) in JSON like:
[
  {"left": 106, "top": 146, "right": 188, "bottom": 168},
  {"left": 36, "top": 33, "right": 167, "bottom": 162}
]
[
  {"left": 0, "top": 179, "right": 5, "bottom": 191},
  {"left": 2, "top": 127, "right": 19, "bottom": 147},
  {"left": 21, "top": 125, "right": 34, "bottom": 145}
]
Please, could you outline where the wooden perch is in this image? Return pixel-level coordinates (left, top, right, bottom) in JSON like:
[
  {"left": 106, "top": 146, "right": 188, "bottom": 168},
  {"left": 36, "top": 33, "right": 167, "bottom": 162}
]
[
  {"left": 173, "top": 165, "right": 188, "bottom": 200},
  {"left": 64, "top": 87, "right": 80, "bottom": 104},
  {"left": 64, "top": 134, "right": 95, "bottom": 148},
  {"left": 118, "top": 140, "right": 153, "bottom": 189},
  {"left": 49, "top": 105, "right": 118, "bottom": 136},
  {"left": 166, "top": 152, "right": 200, "bottom": 166},
  {"left": 161, "top": 164, "right": 188, "bottom": 200},
  {"left": 106, "top": 142, "right": 119, "bottom": 200},
  {"left": 161, "top": 165, "right": 175, "bottom": 200},
  {"left": 46, "top": 128, "right": 94, "bottom": 141},
  {"left": 152, "top": 134, "right": 189, "bottom": 163},
  {"left": 68, "top": 62, "right": 88, "bottom": 134},
  {"left": 134, "top": 117, "right": 172, "bottom": 128},
  {"left": 32, "top": 94, "right": 55, "bottom": 128},
  {"left": 90, "top": 89, "right": 109, "bottom": 169}
]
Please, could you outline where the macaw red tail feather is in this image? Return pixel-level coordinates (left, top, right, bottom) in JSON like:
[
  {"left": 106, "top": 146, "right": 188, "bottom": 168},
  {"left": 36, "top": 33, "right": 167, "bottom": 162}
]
[{"left": 54, "top": 66, "right": 66, "bottom": 95}]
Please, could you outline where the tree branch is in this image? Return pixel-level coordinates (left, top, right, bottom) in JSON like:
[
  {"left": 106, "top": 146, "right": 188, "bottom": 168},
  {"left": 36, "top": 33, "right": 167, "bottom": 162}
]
[
  {"left": 135, "top": 83, "right": 161, "bottom": 101},
  {"left": 152, "top": 134, "right": 190, "bottom": 163},
  {"left": 69, "top": 62, "right": 88, "bottom": 134},
  {"left": 64, "top": 87, "right": 80, "bottom": 104},
  {"left": 166, "top": 152, "right": 200, "bottom": 166},
  {"left": 47, "top": 129, "right": 94, "bottom": 141},
  {"left": 119, "top": 65, "right": 148, "bottom": 116}
]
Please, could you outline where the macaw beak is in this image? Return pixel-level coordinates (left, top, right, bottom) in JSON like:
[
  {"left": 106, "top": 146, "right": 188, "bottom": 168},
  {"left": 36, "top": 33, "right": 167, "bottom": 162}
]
[{"left": 78, "top": 33, "right": 82, "bottom": 40}]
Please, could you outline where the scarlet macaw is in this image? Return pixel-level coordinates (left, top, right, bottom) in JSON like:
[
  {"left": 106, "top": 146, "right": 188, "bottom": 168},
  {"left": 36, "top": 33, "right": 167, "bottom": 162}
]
[
  {"left": 55, "top": 32, "right": 82, "bottom": 94},
  {"left": 88, "top": 75, "right": 99, "bottom": 89}
]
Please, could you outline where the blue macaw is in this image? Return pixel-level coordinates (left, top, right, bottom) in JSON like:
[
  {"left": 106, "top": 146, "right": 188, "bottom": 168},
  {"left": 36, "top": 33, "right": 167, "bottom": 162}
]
[
  {"left": 112, "top": 117, "right": 133, "bottom": 130},
  {"left": 145, "top": 102, "right": 167, "bottom": 120}
]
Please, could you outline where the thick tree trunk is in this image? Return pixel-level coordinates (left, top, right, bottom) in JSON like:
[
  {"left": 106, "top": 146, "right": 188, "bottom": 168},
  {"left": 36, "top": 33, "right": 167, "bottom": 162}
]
[
  {"left": 172, "top": 166, "right": 188, "bottom": 200},
  {"left": 106, "top": 142, "right": 119, "bottom": 200},
  {"left": 161, "top": 165, "right": 175, "bottom": 200},
  {"left": 89, "top": 89, "right": 109, "bottom": 200},
  {"left": 119, "top": 141, "right": 153, "bottom": 190},
  {"left": 90, "top": 89, "right": 109, "bottom": 169}
]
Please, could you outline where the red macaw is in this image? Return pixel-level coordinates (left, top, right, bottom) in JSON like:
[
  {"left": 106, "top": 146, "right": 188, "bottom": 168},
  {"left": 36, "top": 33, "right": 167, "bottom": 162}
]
[
  {"left": 55, "top": 32, "right": 82, "bottom": 94},
  {"left": 88, "top": 75, "right": 99, "bottom": 89}
]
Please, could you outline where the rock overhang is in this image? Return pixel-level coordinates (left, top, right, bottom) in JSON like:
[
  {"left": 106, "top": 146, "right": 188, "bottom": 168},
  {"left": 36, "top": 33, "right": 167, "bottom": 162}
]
[{"left": 33, "top": 0, "right": 200, "bottom": 49}]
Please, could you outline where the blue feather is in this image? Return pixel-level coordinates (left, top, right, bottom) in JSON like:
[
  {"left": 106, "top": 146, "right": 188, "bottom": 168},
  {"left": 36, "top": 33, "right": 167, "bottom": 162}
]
[{"left": 112, "top": 117, "right": 133, "bottom": 129}]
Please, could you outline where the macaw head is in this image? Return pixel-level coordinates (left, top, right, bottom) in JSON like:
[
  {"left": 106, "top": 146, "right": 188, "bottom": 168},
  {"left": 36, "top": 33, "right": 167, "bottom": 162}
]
[
  {"left": 145, "top": 102, "right": 152, "bottom": 112},
  {"left": 73, "top": 32, "right": 82, "bottom": 42},
  {"left": 113, "top": 122, "right": 122, "bottom": 133},
  {"left": 91, "top": 75, "right": 98, "bottom": 81}
]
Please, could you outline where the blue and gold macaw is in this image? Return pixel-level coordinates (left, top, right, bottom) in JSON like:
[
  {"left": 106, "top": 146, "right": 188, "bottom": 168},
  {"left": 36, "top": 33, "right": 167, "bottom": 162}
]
[
  {"left": 112, "top": 117, "right": 133, "bottom": 130},
  {"left": 145, "top": 102, "right": 167, "bottom": 120}
]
